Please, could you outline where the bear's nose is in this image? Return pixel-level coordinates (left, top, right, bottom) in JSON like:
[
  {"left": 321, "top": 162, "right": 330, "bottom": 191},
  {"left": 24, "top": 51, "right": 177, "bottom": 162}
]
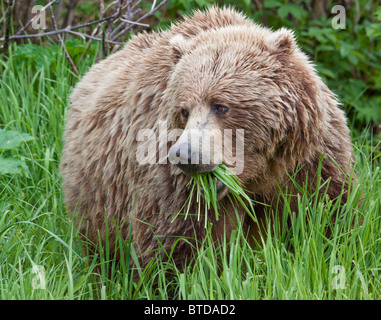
[
  {"left": 168, "top": 142, "right": 218, "bottom": 174},
  {"left": 169, "top": 143, "right": 200, "bottom": 174},
  {"left": 175, "top": 143, "right": 191, "bottom": 160},
  {"left": 174, "top": 143, "right": 195, "bottom": 172}
]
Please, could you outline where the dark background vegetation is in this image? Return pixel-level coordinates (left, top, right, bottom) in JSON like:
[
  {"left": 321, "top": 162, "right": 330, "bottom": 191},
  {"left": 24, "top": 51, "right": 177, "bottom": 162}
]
[{"left": 1, "top": 0, "right": 381, "bottom": 137}]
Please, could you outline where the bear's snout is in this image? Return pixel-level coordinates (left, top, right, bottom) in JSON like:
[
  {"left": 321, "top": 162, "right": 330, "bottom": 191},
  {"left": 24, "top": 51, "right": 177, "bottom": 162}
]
[{"left": 168, "top": 142, "right": 219, "bottom": 174}]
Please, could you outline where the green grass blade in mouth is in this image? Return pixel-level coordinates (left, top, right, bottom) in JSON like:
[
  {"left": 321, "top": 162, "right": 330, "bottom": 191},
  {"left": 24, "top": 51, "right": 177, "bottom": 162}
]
[
  {"left": 181, "top": 164, "right": 257, "bottom": 226},
  {"left": 213, "top": 165, "right": 256, "bottom": 222}
]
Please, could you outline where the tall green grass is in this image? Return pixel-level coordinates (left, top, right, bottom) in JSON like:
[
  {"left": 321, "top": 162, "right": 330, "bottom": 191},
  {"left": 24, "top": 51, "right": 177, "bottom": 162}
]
[{"left": 0, "top": 42, "right": 380, "bottom": 299}]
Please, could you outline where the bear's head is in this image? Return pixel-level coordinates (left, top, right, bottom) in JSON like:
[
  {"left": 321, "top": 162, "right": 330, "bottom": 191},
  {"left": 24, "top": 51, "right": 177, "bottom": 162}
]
[{"left": 165, "top": 24, "right": 328, "bottom": 197}]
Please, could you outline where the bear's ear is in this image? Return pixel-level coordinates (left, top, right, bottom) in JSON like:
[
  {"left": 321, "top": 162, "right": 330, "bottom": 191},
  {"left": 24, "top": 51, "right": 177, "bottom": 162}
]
[
  {"left": 268, "top": 28, "right": 296, "bottom": 56},
  {"left": 170, "top": 34, "right": 194, "bottom": 63}
]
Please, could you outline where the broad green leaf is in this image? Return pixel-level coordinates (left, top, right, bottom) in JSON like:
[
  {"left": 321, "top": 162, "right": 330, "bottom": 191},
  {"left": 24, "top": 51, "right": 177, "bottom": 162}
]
[
  {"left": 278, "top": 4, "right": 305, "bottom": 21},
  {"left": 0, "top": 156, "right": 30, "bottom": 177},
  {"left": 375, "top": 6, "right": 381, "bottom": 21},
  {"left": 264, "top": 0, "right": 282, "bottom": 9},
  {"left": 0, "top": 129, "right": 34, "bottom": 151}
]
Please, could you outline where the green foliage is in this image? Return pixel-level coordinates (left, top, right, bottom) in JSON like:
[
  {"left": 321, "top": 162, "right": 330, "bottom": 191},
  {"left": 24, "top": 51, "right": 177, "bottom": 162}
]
[
  {"left": 11, "top": 38, "right": 98, "bottom": 75},
  {"left": 76, "top": 1, "right": 100, "bottom": 17},
  {"left": 0, "top": 129, "right": 34, "bottom": 176},
  {"left": 0, "top": 129, "right": 34, "bottom": 151}
]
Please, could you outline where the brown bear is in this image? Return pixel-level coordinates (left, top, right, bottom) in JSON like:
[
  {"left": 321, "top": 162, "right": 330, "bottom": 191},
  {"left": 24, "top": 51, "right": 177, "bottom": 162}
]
[{"left": 60, "top": 6, "right": 354, "bottom": 272}]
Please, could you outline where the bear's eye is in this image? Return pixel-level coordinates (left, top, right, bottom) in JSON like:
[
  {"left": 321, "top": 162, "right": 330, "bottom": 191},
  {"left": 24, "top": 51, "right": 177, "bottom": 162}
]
[
  {"left": 181, "top": 108, "right": 189, "bottom": 119},
  {"left": 211, "top": 102, "right": 229, "bottom": 115}
]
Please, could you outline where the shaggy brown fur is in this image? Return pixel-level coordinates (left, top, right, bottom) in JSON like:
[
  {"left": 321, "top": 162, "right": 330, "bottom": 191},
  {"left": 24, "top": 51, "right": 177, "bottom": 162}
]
[{"left": 61, "top": 7, "right": 354, "bottom": 271}]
